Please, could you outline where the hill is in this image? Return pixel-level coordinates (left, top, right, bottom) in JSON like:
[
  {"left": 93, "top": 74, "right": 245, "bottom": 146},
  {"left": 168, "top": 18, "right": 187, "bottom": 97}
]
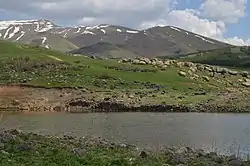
[
  {"left": 1, "top": 41, "right": 250, "bottom": 113},
  {"left": 0, "top": 19, "right": 231, "bottom": 58},
  {"left": 173, "top": 46, "right": 250, "bottom": 68}
]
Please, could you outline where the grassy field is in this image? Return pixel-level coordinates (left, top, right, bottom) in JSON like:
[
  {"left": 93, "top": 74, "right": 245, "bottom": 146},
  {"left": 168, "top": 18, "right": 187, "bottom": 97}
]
[{"left": 1, "top": 40, "right": 250, "bottom": 108}]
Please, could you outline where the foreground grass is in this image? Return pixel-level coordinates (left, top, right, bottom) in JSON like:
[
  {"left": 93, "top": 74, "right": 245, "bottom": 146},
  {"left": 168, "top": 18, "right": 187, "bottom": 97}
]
[{"left": 0, "top": 129, "right": 249, "bottom": 166}]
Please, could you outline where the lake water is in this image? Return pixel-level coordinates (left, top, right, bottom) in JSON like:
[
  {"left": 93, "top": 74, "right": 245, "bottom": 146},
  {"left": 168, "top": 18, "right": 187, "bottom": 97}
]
[{"left": 1, "top": 112, "right": 250, "bottom": 156}]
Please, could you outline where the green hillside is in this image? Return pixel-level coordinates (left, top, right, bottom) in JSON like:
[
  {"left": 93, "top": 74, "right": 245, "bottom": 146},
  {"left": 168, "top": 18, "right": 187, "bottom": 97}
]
[
  {"left": 175, "top": 46, "right": 250, "bottom": 68},
  {"left": 1, "top": 40, "right": 250, "bottom": 110}
]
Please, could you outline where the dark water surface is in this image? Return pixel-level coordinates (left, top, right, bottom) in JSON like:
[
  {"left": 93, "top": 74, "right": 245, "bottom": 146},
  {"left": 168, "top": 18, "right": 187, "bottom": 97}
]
[{"left": 1, "top": 112, "right": 250, "bottom": 155}]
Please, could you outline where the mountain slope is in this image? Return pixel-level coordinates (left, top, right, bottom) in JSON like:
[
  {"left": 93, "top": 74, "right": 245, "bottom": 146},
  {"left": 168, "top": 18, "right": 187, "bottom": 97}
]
[
  {"left": 70, "top": 42, "right": 140, "bottom": 58},
  {"left": 176, "top": 46, "right": 250, "bottom": 68},
  {"left": 0, "top": 19, "right": 231, "bottom": 58}
]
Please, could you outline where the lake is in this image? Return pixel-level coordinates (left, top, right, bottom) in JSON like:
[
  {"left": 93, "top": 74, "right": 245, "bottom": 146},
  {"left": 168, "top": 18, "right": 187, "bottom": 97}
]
[{"left": 1, "top": 112, "right": 250, "bottom": 156}]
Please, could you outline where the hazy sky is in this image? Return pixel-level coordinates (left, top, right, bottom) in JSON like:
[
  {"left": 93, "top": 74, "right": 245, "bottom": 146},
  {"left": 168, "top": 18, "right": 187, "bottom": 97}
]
[{"left": 0, "top": 0, "right": 249, "bottom": 45}]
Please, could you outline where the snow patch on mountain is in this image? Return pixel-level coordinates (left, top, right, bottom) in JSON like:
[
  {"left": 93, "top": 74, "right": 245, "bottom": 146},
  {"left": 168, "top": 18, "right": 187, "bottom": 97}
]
[
  {"left": 3, "top": 27, "right": 13, "bottom": 39},
  {"left": 195, "top": 35, "right": 215, "bottom": 44},
  {"left": 170, "top": 27, "right": 181, "bottom": 32},
  {"left": 15, "top": 31, "right": 25, "bottom": 41},
  {"left": 0, "top": 20, "right": 36, "bottom": 30},
  {"left": 41, "top": 37, "right": 47, "bottom": 44},
  {"left": 8, "top": 26, "right": 20, "bottom": 39},
  {"left": 101, "top": 29, "right": 106, "bottom": 34},
  {"left": 82, "top": 30, "right": 95, "bottom": 35},
  {"left": 126, "top": 30, "right": 138, "bottom": 34}
]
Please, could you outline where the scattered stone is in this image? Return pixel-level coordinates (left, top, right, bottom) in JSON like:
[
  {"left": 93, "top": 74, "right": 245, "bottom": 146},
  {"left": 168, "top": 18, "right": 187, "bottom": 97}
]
[
  {"left": 202, "top": 76, "right": 210, "bottom": 82},
  {"left": 178, "top": 71, "right": 187, "bottom": 77},
  {"left": 71, "top": 148, "right": 86, "bottom": 156},
  {"left": 0, "top": 143, "right": 5, "bottom": 150},
  {"left": 1, "top": 150, "right": 9, "bottom": 155},
  {"left": 241, "top": 71, "right": 249, "bottom": 77},
  {"left": 128, "top": 94, "right": 134, "bottom": 99},
  {"left": 228, "top": 70, "right": 238, "bottom": 75},
  {"left": 242, "top": 82, "right": 250, "bottom": 87},
  {"left": 173, "top": 155, "right": 186, "bottom": 164},
  {"left": 139, "top": 151, "right": 148, "bottom": 158},
  {"left": 230, "top": 159, "right": 242, "bottom": 166},
  {"left": 17, "top": 144, "right": 33, "bottom": 151}
]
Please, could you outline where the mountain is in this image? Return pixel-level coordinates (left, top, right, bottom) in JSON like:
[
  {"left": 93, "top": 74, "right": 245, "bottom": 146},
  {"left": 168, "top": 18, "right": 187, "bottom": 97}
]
[{"left": 0, "top": 19, "right": 231, "bottom": 58}]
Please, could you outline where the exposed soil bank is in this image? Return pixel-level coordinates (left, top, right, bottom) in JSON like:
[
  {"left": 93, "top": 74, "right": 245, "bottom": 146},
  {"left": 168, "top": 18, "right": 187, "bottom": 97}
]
[{"left": 0, "top": 85, "right": 249, "bottom": 113}]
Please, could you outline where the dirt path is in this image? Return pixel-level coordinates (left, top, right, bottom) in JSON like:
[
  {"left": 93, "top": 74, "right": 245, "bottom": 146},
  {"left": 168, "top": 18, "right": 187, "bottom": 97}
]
[{"left": 45, "top": 54, "right": 63, "bottom": 62}]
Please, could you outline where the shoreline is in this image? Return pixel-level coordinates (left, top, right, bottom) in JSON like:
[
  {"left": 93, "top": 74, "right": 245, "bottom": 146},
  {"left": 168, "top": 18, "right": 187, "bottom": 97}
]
[
  {"left": 0, "top": 129, "right": 248, "bottom": 165},
  {"left": 0, "top": 84, "right": 250, "bottom": 113}
]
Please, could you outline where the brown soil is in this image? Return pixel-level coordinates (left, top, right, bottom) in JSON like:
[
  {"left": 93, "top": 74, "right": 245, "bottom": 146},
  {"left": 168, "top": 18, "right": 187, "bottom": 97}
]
[{"left": 0, "top": 86, "right": 83, "bottom": 112}]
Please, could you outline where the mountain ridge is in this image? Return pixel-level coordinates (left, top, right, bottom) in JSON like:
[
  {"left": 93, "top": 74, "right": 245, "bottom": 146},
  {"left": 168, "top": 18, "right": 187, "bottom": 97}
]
[{"left": 0, "top": 19, "right": 232, "bottom": 58}]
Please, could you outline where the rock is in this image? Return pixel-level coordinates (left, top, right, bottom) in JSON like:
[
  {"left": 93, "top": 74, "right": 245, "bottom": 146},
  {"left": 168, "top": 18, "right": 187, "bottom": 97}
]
[
  {"left": 71, "top": 148, "right": 86, "bottom": 156},
  {"left": 178, "top": 71, "right": 187, "bottom": 77},
  {"left": 138, "top": 61, "right": 146, "bottom": 65},
  {"left": 0, "top": 143, "right": 4, "bottom": 150},
  {"left": 228, "top": 70, "right": 238, "bottom": 75},
  {"left": 132, "top": 59, "right": 140, "bottom": 64},
  {"left": 238, "top": 79, "right": 244, "bottom": 82},
  {"left": 194, "top": 91, "right": 206, "bottom": 95},
  {"left": 156, "top": 60, "right": 164, "bottom": 66},
  {"left": 176, "top": 62, "right": 184, "bottom": 67},
  {"left": 12, "top": 99, "right": 20, "bottom": 105},
  {"left": 230, "top": 159, "right": 242, "bottom": 166},
  {"left": 128, "top": 94, "right": 134, "bottom": 99},
  {"left": 202, "top": 76, "right": 210, "bottom": 81},
  {"left": 242, "top": 82, "right": 250, "bottom": 87},
  {"left": 121, "top": 58, "right": 128, "bottom": 63},
  {"left": 139, "top": 151, "right": 148, "bottom": 158},
  {"left": 196, "top": 65, "right": 204, "bottom": 71},
  {"left": 17, "top": 144, "right": 32, "bottom": 151},
  {"left": 189, "top": 66, "right": 197, "bottom": 73},
  {"left": 205, "top": 66, "right": 213, "bottom": 72},
  {"left": 241, "top": 71, "right": 249, "bottom": 77},
  {"left": 1, "top": 150, "right": 9, "bottom": 155},
  {"left": 164, "top": 61, "right": 171, "bottom": 66},
  {"left": 184, "top": 62, "right": 194, "bottom": 67},
  {"left": 173, "top": 155, "right": 186, "bottom": 164},
  {"left": 0, "top": 133, "right": 16, "bottom": 143}
]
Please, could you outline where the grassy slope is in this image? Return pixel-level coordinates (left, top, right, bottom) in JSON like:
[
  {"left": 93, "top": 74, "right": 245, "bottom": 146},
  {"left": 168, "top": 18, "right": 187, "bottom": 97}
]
[
  {"left": 0, "top": 40, "right": 250, "bottom": 107},
  {"left": 176, "top": 47, "right": 250, "bottom": 68}
]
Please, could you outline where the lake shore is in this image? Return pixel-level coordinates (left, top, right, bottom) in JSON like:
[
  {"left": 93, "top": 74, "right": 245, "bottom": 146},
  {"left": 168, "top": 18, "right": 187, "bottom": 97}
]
[
  {"left": 0, "top": 129, "right": 248, "bottom": 166},
  {"left": 0, "top": 85, "right": 250, "bottom": 113}
]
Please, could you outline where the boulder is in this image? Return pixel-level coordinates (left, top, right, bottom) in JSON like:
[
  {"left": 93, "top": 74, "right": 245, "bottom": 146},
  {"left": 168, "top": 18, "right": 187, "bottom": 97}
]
[
  {"left": 202, "top": 76, "right": 210, "bottom": 82},
  {"left": 241, "top": 71, "right": 249, "bottom": 77},
  {"left": 178, "top": 71, "right": 187, "bottom": 77},
  {"left": 121, "top": 58, "right": 128, "bottom": 63},
  {"left": 204, "top": 66, "right": 213, "bottom": 72},
  {"left": 242, "top": 82, "right": 250, "bottom": 87},
  {"left": 164, "top": 61, "right": 171, "bottom": 66},
  {"left": 138, "top": 61, "right": 146, "bottom": 65},
  {"left": 156, "top": 60, "right": 164, "bottom": 66},
  {"left": 132, "top": 59, "right": 140, "bottom": 64},
  {"left": 228, "top": 70, "right": 238, "bottom": 75},
  {"left": 176, "top": 62, "right": 184, "bottom": 67},
  {"left": 196, "top": 65, "right": 204, "bottom": 71},
  {"left": 189, "top": 66, "right": 197, "bottom": 73},
  {"left": 184, "top": 62, "right": 194, "bottom": 67}
]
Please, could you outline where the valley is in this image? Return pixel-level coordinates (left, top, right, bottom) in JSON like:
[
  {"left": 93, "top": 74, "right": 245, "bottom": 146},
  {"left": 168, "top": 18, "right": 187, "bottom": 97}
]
[{"left": 1, "top": 19, "right": 250, "bottom": 166}]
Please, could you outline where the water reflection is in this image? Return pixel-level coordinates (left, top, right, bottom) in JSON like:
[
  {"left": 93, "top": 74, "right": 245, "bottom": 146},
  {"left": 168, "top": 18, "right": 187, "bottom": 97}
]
[{"left": 1, "top": 112, "right": 250, "bottom": 155}]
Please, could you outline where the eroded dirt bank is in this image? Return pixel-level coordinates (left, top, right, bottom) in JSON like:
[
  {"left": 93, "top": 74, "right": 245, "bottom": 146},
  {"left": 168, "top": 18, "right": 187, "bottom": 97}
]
[{"left": 0, "top": 85, "right": 249, "bottom": 113}]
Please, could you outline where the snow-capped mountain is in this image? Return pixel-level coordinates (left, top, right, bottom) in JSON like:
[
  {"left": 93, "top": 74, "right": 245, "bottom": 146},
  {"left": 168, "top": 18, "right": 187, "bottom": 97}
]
[{"left": 0, "top": 19, "right": 231, "bottom": 57}]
